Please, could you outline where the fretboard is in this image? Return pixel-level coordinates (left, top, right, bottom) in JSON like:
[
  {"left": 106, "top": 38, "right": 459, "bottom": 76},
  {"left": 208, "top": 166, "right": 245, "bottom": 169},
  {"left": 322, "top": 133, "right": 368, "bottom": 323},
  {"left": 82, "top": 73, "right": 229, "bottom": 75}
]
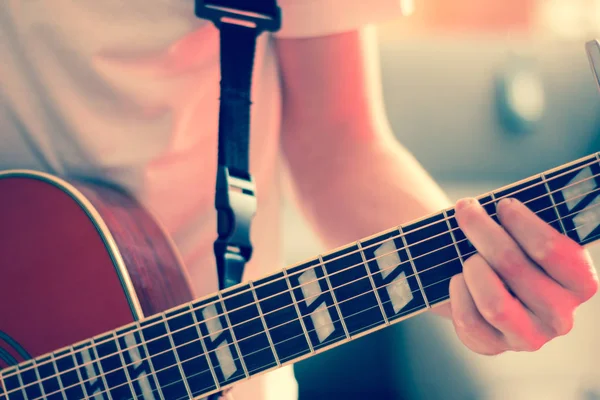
[{"left": 2, "top": 152, "right": 600, "bottom": 400}]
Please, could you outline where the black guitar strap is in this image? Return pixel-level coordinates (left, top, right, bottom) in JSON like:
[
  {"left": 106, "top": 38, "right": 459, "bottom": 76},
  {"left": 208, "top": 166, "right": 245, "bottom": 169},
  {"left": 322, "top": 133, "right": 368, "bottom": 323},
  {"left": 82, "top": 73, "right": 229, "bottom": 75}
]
[
  {"left": 194, "top": 3, "right": 281, "bottom": 398},
  {"left": 193, "top": 2, "right": 280, "bottom": 290}
]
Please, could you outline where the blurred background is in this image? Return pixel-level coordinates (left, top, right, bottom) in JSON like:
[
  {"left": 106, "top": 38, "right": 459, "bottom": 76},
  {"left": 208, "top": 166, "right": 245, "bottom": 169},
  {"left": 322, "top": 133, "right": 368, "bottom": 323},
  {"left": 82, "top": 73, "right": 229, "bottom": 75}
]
[{"left": 285, "top": 0, "right": 600, "bottom": 399}]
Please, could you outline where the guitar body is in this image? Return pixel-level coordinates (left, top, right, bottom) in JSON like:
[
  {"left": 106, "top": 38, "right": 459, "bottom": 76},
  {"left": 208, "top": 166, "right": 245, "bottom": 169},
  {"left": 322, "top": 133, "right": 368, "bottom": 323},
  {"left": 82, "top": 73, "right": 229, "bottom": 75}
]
[
  {"left": 0, "top": 153, "right": 598, "bottom": 400},
  {"left": 0, "top": 170, "right": 194, "bottom": 369}
]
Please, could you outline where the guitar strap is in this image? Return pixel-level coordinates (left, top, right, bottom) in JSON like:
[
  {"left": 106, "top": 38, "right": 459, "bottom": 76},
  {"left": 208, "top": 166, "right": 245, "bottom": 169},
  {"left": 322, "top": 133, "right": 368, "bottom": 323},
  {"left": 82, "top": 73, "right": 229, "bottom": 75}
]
[
  {"left": 193, "top": 2, "right": 281, "bottom": 290},
  {"left": 193, "top": 3, "right": 281, "bottom": 398}
]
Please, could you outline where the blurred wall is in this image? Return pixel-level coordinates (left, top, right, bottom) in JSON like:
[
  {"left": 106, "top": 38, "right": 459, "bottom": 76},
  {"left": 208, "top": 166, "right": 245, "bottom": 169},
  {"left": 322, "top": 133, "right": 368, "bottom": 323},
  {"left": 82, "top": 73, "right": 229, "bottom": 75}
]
[{"left": 378, "top": 36, "right": 600, "bottom": 182}]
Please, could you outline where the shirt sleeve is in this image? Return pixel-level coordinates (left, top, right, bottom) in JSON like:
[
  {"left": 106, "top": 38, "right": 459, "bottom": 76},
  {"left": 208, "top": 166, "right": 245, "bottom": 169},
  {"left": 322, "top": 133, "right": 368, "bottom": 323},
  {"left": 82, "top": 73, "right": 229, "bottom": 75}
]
[{"left": 274, "top": 0, "right": 410, "bottom": 38}]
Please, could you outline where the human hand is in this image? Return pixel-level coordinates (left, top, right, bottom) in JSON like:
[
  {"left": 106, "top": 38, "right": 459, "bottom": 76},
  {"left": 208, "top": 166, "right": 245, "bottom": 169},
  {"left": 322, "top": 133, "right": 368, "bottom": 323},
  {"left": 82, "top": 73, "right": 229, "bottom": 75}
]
[{"left": 449, "top": 197, "right": 599, "bottom": 355}]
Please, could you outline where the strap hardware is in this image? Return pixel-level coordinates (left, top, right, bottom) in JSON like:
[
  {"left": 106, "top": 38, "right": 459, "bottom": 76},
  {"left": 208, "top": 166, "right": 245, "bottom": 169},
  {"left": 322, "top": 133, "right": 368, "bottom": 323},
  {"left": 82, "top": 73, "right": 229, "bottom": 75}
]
[
  {"left": 214, "top": 166, "right": 257, "bottom": 288},
  {"left": 195, "top": 0, "right": 281, "bottom": 32}
]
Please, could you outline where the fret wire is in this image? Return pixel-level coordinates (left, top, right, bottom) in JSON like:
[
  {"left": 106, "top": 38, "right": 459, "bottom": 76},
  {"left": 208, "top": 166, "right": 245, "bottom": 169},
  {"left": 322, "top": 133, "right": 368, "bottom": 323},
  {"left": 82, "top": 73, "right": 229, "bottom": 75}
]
[
  {"left": 282, "top": 269, "right": 314, "bottom": 354},
  {"left": 211, "top": 292, "right": 440, "bottom": 395},
  {"left": 318, "top": 255, "right": 351, "bottom": 339},
  {"left": 112, "top": 332, "right": 136, "bottom": 400},
  {"left": 31, "top": 362, "right": 46, "bottom": 399},
  {"left": 31, "top": 210, "right": 600, "bottom": 400},
  {"left": 11, "top": 206, "right": 600, "bottom": 400},
  {"left": 11, "top": 203, "right": 598, "bottom": 400},
  {"left": 21, "top": 360, "right": 39, "bottom": 399},
  {"left": 358, "top": 186, "right": 599, "bottom": 300},
  {"left": 489, "top": 191, "right": 499, "bottom": 218},
  {"left": 444, "top": 210, "right": 465, "bottom": 269},
  {"left": 356, "top": 242, "right": 389, "bottom": 325},
  {"left": 248, "top": 282, "right": 281, "bottom": 367},
  {"left": 50, "top": 355, "right": 68, "bottom": 400},
  {"left": 161, "top": 287, "right": 437, "bottom": 397},
  {"left": 139, "top": 324, "right": 166, "bottom": 400},
  {"left": 157, "top": 288, "right": 445, "bottom": 399},
  {"left": 163, "top": 315, "right": 194, "bottom": 399},
  {"left": 399, "top": 227, "right": 430, "bottom": 308},
  {"left": 70, "top": 348, "right": 87, "bottom": 400},
  {"left": 188, "top": 304, "right": 220, "bottom": 390},
  {"left": 542, "top": 173, "right": 568, "bottom": 235},
  {"left": 218, "top": 292, "right": 250, "bottom": 379},
  {"left": 242, "top": 169, "right": 595, "bottom": 320},
  {"left": 391, "top": 188, "right": 598, "bottom": 286},
  {"left": 272, "top": 156, "right": 595, "bottom": 288},
  {"left": 18, "top": 195, "right": 600, "bottom": 399},
  {"left": 7, "top": 166, "right": 597, "bottom": 396},
  {"left": 29, "top": 160, "right": 600, "bottom": 365},
  {"left": 6, "top": 158, "right": 599, "bottom": 389},
  {"left": 70, "top": 289, "right": 443, "bottom": 400},
  {"left": 16, "top": 370, "right": 27, "bottom": 398},
  {"left": 90, "top": 343, "right": 111, "bottom": 400},
  {"left": 184, "top": 292, "right": 439, "bottom": 400},
  {"left": 72, "top": 254, "right": 530, "bottom": 400}
]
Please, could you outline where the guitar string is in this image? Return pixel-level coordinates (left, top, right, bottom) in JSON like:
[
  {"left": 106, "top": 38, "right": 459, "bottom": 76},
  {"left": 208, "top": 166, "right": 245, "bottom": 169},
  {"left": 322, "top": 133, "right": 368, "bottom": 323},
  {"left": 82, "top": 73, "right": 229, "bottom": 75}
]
[
  {"left": 31, "top": 209, "right": 600, "bottom": 400},
  {"left": 168, "top": 287, "right": 442, "bottom": 400},
  {"left": 4, "top": 155, "right": 598, "bottom": 388},
  {"left": 4, "top": 170, "right": 599, "bottom": 395},
  {"left": 35, "top": 154, "right": 600, "bottom": 399},
  {"left": 11, "top": 207, "right": 600, "bottom": 399},
  {"left": 117, "top": 294, "right": 458, "bottom": 400},
  {"left": 40, "top": 288, "right": 454, "bottom": 400},
  {"left": 56, "top": 209, "right": 600, "bottom": 400},
  {"left": 5, "top": 177, "right": 600, "bottom": 400},
  {"left": 3, "top": 160, "right": 599, "bottom": 394},
  {"left": 9, "top": 192, "right": 600, "bottom": 399},
  {"left": 3, "top": 155, "right": 598, "bottom": 389}
]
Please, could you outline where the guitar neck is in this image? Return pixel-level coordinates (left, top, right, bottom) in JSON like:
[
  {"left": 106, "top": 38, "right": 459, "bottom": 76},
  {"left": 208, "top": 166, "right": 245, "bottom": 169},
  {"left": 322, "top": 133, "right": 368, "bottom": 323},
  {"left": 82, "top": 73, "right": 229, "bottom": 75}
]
[{"left": 2, "top": 152, "right": 600, "bottom": 400}]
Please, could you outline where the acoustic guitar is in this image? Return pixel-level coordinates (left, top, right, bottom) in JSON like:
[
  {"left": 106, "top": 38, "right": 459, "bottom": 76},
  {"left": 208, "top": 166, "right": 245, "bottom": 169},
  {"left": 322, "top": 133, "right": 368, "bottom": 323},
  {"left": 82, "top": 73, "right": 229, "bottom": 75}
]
[{"left": 0, "top": 152, "right": 599, "bottom": 400}]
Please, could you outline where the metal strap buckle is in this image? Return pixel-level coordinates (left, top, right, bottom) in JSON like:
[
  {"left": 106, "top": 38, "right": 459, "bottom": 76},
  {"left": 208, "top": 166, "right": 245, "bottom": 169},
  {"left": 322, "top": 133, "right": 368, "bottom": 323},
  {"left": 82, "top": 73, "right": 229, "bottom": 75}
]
[
  {"left": 195, "top": 0, "right": 281, "bottom": 32},
  {"left": 214, "top": 166, "right": 257, "bottom": 288}
]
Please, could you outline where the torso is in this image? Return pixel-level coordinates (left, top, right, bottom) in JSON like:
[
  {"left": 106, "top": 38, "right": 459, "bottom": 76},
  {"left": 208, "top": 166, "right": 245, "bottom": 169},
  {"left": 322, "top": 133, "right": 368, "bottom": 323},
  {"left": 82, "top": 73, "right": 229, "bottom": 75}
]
[
  {"left": 1, "top": 0, "right": 284, "bottom": 290},
  {"left": 0, "top": 1, "right": 292, "bottom": 398}
]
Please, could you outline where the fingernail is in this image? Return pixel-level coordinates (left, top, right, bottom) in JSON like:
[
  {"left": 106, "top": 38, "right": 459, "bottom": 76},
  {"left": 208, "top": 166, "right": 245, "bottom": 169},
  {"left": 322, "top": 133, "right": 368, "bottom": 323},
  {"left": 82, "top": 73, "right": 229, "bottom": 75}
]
[
  {"left": 497, "top": 198, "right": 514, "bottom": 211},
  {"left": 456, "top": 198, "right": 477, "bottom": 210}
]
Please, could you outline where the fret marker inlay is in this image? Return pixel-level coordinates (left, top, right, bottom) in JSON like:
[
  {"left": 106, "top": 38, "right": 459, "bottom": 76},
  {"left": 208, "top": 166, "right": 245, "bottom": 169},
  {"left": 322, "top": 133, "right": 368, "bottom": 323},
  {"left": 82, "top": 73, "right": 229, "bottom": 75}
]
[
  {"left": 374, "top": 241, "right": 413, "bottom": 313},
  {"left": 202, "top": 305, "right": 237, "bottom": 380},
  {"left": 560, "top": 166, "right": 600, "bottom": 241},
  {"left": 563, "top": 167, "right": 596, "bottom": 211},
  {"left": 298, "top": 269, "right": 335, "bottom": 342},
  {"left": 123, "top": 332, "right": 157, "bottom": 400},
  {"left": 574, "top": 196, "right": 600, "bottom": 240},
  {"left": 79, "top": 348, "right": 103, "bottom": 400},
  {"left": 5, "top": 153, "right": 600, "bottom": 400}
]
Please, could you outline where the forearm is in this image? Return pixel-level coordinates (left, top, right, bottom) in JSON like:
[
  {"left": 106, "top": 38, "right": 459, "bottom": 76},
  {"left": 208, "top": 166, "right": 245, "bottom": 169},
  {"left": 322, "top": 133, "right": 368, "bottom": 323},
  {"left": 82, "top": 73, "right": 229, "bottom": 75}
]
[
  {"left": 282, "top": 120, "right": 454, "bottom": 319},
  {"left": 275, "top": 24, "right": 597, "bottom": 354},
  {"left": 277, "top": 28, "right": 453, "bottom": 317},
  {"left": 281, "top": 120, "right": 451, "bottom": 250}
]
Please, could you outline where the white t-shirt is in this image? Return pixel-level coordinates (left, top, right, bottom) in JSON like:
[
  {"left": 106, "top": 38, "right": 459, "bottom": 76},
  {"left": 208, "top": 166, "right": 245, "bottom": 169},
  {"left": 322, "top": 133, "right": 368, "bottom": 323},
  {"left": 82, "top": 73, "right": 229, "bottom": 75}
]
[{"left": 0, "top": 1, "right": 407, "bottom": 399}]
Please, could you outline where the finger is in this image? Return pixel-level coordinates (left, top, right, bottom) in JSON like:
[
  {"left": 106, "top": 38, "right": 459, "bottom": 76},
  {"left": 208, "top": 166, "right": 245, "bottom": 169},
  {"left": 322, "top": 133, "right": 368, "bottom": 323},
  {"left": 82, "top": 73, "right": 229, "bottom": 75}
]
[
  {"left": 496, "top": 197, "right": 599, "bottom": 302},
  {"left": 456, "top": 198, "right": 580, "bottom": 337},
  {"left": 455, "top": 198, "right": 556, "bottom": 307},
  {"left": 462, "top": 254, "right": 548, "bottom": 351},
  {"left": 449, "top": 274, "right": 507, "bottom": 355}
]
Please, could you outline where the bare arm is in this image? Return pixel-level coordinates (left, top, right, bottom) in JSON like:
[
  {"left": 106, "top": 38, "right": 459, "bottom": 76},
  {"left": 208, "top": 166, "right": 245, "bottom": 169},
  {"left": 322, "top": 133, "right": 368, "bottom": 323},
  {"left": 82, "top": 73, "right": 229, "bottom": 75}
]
[
  {"left": 275, "top": 26, "right": 598, "bottom": 354},
  {"left": 276, "top": 27, "right": 450, "bottom": 248},
  {"left": 276, "top": 27, "right": 453, "bottom": 319}
]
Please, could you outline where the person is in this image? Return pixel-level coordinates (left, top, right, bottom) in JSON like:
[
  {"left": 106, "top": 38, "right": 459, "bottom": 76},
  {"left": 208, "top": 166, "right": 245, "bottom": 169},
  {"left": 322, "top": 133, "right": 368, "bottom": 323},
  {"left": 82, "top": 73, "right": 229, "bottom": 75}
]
[{"left": 1, "top": 1, "right": 598, "bottom": 399}]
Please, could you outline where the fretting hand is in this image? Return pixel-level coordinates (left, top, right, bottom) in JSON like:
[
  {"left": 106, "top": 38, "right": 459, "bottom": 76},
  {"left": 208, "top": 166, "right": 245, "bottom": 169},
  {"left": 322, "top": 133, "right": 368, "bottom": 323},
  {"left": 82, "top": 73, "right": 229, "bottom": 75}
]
[{"left": 450, "top": 197, "right": 599, "bottom": 355}]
